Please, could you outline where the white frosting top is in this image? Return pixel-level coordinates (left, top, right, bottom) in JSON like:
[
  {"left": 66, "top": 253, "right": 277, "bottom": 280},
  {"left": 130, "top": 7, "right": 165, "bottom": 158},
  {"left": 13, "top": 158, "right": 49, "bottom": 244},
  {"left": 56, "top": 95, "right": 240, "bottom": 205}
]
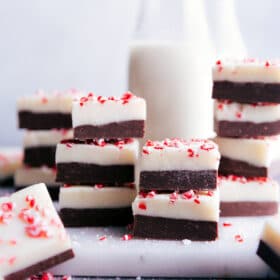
[
  {"left": 59, "top": 186, "right": 136, "bottom": 209},
  {"left": 56, "top": 139, "right": 139, "bottom": 165},
  {"left": 215, "top": 136, "right": 280, "bottom": 167},
  {"left": 261, "top": 215, "right": 280, "bottom": 256},
  {"left": 219, "top": 176, "right": 279, "bottom": 202},
  {"left": 0, "top": 183, "right": 72, "bottom": 278},
  {"left": 132, "top": 190, "right": 219, "bottom": 222},
  {"left": 23, "top": 130, "right": 73, "bottom": 148},
  {"left": 214, "top": 100, "right": 280, "bottom": 123},
  {"left": 15, "top": 167, "right": 58, "bottom": 187},
  {"left": 17, "top": 89, "right": 83, "bottom": 113},
  {"left": 213, "top": 58, "right": 280, "bottom": 83},
  {"left": 0, "top": 147, "right": 22, "bottom": 180},
  {"left": 72, "top": 92, "right": 146, "bottom": 127},
  {"left": 140, "top": 138, "right": 220, "bottom": 171}
]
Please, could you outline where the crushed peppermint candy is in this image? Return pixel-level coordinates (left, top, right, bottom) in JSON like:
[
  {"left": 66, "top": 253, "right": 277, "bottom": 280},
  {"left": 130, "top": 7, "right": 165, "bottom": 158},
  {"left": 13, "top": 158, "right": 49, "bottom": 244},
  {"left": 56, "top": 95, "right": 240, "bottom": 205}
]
[
  {"left": 99, "top": 235, "right": 107, "bottom": 241},
  {"left": 122, "top": 234, "right": 133, "bottom": 241},
  {"left": 138, "top": 202, "right": 147, "bottom": 210},
  {"left": 223, "top": 222, "right": 232, "bottom": 227},
  {"left": 235, "top": 234, "right": 244, "bottom": 243}
]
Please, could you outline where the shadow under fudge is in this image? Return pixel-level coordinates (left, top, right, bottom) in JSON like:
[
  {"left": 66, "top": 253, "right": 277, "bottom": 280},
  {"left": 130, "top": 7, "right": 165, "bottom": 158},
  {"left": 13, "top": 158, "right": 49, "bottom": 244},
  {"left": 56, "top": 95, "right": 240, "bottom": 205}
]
[
  {"left": 74, "top": 120, "right": 145, "bottom": 139},
  {"left": 18, "top": 111, "right": 72, "bottom": 130},
  {"left": 213, "top": 81, "right": 280, "bottom": 104}
]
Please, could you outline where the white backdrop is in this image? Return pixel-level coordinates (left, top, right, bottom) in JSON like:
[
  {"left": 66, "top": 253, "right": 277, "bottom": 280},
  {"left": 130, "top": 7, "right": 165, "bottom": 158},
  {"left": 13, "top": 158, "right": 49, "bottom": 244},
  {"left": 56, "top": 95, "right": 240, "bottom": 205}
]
[{"left": 1, "top": 0, "right": 280, "bottom": 145}]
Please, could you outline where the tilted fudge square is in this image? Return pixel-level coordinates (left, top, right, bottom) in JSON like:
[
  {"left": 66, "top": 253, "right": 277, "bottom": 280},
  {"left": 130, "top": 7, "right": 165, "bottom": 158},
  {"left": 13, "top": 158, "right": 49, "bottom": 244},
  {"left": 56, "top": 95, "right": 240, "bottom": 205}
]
[
  {"left": 56, "top": 138, "right": 139, "bottom": 185},
  {"left": 132, "top": 190, "right": 219, "bottom": 241},
  {"left": 219, "top": 176, "right": 279, "bottom": 217},
  {"left": 0, "top": 183, "right": 74, "bottom": 280},
  {"left": 214, "top": 100, "right": 280, "bottom": 138},
  {"left": 215, "top": 136, "right": 280, "bottom": 178},
  {"left": 17, "top": 89, "right": 82, "bottom": 130},
  {"left": 72, "top": 92, "right": 146, "bottom": 139},
  {"left": 59, "top": 184, "right": 136, "bottom": 227},
  {"left": 23, "top": 130, "right": 73, "bottom": 167},
  {"left": 212, "top": 58, "right": 280, "bottom": 104},
  {"left": 139, "top": 138, "right": 220, "bottom": 192},
  {"left": 257, "top": 216, "right": 280, "bottom": 275}
]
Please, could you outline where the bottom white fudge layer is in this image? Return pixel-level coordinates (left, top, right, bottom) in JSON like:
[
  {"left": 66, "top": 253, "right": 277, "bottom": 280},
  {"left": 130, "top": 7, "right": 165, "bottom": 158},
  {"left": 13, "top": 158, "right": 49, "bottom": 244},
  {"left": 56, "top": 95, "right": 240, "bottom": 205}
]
[
  {"left": 219, "top": 176, "right": 279, "bottom": 202},
  {"left": 15, "top": 166, "right": 59, "bottom": 187},
  {"left": 132, "top": 191, "right": 219, "bottom": 222},
  {"left": 0, "top": 183, "right": 73, "bottom": 278},
  {"left": 59, "top": 186, "right": 137, "bottom": 209}
]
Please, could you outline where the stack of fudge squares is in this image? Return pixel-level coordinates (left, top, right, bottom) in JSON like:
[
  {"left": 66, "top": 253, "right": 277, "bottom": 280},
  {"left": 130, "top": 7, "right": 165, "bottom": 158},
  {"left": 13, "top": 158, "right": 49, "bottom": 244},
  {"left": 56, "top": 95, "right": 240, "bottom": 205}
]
[
  {"left": 15, "top": 90, "right": 80, "bottom": 199},
  {"left": 213, "top": 58, "right": 280, "bottom": 216},
  {"left": 56, "top": 92, "right": 146, "bottom": 226},
  {"left": 132, "top": 138, "right": 220, "bottom": 241}
]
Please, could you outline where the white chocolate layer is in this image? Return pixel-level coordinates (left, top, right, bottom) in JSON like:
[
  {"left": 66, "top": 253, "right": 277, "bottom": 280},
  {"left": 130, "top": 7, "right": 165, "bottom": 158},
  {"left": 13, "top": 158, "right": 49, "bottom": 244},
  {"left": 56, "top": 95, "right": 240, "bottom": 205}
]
[
  {"left": 261, "top": 215, "right": 280, "bottom": 256},
  {"left": 15, "top": 167, "right": 59, "bottom": 187},
  {"left": 213, "top": 58, "right": 280, "bottom": 83},
  {"left": 23, "top": 130, "right": 73, "bottom": 148},
  {"left": 140, "top": 139, "right": 220, "bottom": 171},
  {"left": 17, "top": 89, "right": 83, "bottom": 113},
  {"left": 0, "top": 183, "right": 72, "bottom": 278},
  {"left": 72, "top": 93, "right": 146, "bottom": 127},
  {"left": 214, "top": 100, "right": 280, "bottom": 123},
  {"left": 0, "top": 147, "right": 22, "bottom": 180},
  {"left": 219, "top": 176, "right": 279, "bottom": 202},
  {"left": 215, "top": 136, "right": 280, "bottom": 167},
  {"left": 56, "top": 140, "right": 139, "bottom": 165},
  {"left": 132, "top": 191, "right": 219, "bottom": 222},
  {"left": 59, "top": 186, "right": 136, "bottom": 209}
]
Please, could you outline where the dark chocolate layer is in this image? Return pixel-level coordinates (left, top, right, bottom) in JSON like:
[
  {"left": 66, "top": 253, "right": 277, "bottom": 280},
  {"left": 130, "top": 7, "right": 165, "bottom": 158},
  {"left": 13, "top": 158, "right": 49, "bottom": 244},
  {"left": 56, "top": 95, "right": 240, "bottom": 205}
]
[
  {"left": 140, "top": 170, "right": 217, "bottom": 192},
  {"left": 220, "top": 202, "right": 278, "bottom": 217},
  {"left": 215, "top": 119, "right": 280, "bottom": 138},
  {"left": 60, "top": 207, "right": 133, "bottom": 227},
  {"left": 213, "top": 81, "right": 280, "bottom": 104},
  {"left": 4, "top": 249, "right": 74, "bottom": 280},
  {"left": 219, "top": 156, "right": 267, "bottom": 177},
  {"left": 133, "top": 215, "right": 218, "bottom": 241},
  {"left": 74, "top": 120, "right": 145, "bottom": 139},
  {"left": 56, "top": 162, "right": 134, "bottom": 185},
  {"left": 24, "top": 146, "right": 56, "bottom": 167},
  {"left": 257, "top": 240, "right": 280, "bottom": 275},
  {"left": 15, "top": 186, "right": 59, "bottom": 201},
  {"left": 18, "top": 111, "right": 72, "bottom": 130}
]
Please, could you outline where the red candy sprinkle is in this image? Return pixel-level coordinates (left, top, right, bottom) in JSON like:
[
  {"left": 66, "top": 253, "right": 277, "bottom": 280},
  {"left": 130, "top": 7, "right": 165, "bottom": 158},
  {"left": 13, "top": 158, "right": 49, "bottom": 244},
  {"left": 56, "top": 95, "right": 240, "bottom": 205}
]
[
  {"left": 97, "top": 96, "right": 106, "bottom": 104},
  {"left": 138, "top": 202, "right": 147, "bottom": 210},
  {"left": 79, "top": 102, "right": 84, "bottom": 107},
  {"left": 41, "top": 97, "right": 48, "bottom": 104},
  {"left": 235, "top": 234, "right": 244, "bottom": 243},
  {"left": 66, "top": 143, "right": 72, "bottom": 148},
  {"left": 26, "top": 195, "right": 36, "bottom": 208},
  {"left": 99, "top": 235, "right": 107, "bottom": 241},
  {"left": 235, "top": 112, "right": 242, "bottom": 119},
  {"left": 41, "top": 272, "right": 54, "bottom": 280},
  {"left": 200, "top": 143, "right": 215, "bottom": 151},
  {"left": 223, "top": 222, "right": 232, "bottom": 227},
  {"left": 147, "top": 191, "right": 156, "bottom": 198},
  {"left": 25, "top": 224, "right": 50, "bottom": 238},
  {"left": 9, "top": 239, "right": 17, "bottom": 245},
  {"left": 88, "top": 92, "right": 94, "bottom": 98},
  {"left": 216, "top": 60, "right": 222, "bottom": 65},
  {"left": 265, "top": 61, "right": 270, "bottom": 67},
  {"left": 95, "top": 184, "right": 104, "bottom": 189},
  {"left": 187, "top": 148, "right": 194, "bottom": 157},
  {"left": 1, "top": 202, "right": 14, "bottom": 212},
  {"left": 169, "top": 192, "right": 178, "bottom": 204},
  {"left": 194, "top": 198, "right": 200, "bottom": 204},
  {"left": 122, "top": 234, "right": 133, "bottom": 241},
  {"left": 142, "top": 147, "right": 150, "bottom": 155},
  {"left": 182, "top": 190, "right": 194, "bottom": 200},
  {"left": 146, "top": 140, "right": 154, "bottom": 147},
  {"left": 8, "top": 256, "right": 16, "bottom": 265},
  {"left": 207, "top": 191, "right": 214, "bottom": 197},
  {"left": 217, "top": 103, "right": 224, "bottom": 110}
]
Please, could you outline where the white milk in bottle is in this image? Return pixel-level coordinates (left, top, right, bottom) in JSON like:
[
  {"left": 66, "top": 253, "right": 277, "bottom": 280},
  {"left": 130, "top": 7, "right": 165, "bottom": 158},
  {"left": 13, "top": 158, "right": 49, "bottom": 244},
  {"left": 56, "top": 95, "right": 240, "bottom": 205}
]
[{"left": 128, "top": 0, "right": 214, "bottom": 140}]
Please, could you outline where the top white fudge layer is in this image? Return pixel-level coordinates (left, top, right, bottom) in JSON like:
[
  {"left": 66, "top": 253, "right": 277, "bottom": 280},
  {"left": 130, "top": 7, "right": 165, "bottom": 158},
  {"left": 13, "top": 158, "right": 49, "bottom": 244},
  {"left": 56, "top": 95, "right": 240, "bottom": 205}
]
[
  {"left": 140, "top": 138, "right": 220, "bottom": 171},
  {"left": 213, "top": 58, "right": 280, "bottom": 83},
  {"left": 261, "top": 215, "right": 280, "bottom": 256},
  {"left": 0, "top": 183, "right": 72, "bottom": 278},
  {"left": 56, "top": 138, "right": 139, "bottom": 165},
  {"left": 17, "top": 89, "right": 83, "bottom": 113},
  {"left": 72, "top": 92, "right": 146, "bottom": 127}
]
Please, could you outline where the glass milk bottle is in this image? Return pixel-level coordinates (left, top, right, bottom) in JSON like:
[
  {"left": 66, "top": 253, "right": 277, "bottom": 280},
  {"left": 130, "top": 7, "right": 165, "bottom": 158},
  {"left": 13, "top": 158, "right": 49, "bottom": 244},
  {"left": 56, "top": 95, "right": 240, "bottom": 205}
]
[{"left": 128, "top": 0, "right": 214, "bottom": 141}]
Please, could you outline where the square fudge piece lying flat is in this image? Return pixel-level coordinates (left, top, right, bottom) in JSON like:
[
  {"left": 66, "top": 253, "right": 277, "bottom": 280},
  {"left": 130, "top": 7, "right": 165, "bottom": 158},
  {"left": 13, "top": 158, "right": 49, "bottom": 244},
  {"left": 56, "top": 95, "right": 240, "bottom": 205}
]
[
  {"left": 214, "top": 100, "right": 280, "bottom": 138},
  {"left": 212, "top": 58, "right": 280, "bottom": 104},
  {"left": 219, "top": 176, "right": 279, "bottom": 217},
  {"left": 56, "top": 138, "right": 139, "bottom": 185},
  {"left": 132, "top": 190, "right": 219, "bottom": 241},
  {"left": 0, "top": 183, "right": 74, "bottom": 280},
  {"left": 257, "top": 215, "right": 280, "bottom": 275},
  {"left": 17, "top": 89, "right": 82, "bottom": 130},
  {"left": 72, "top": 92, "right": 146, "bottom": 139},
  {"left": 139, "top": 138, "right": 220, "bottom": 192},
  {"left": 0, "top": 148, "right": 22, "bottom": 185},
  {"left": 23, "top": 130, "right": 73, "bottom": 168},
  {"left": 215, "top": 136, "right": 280, "bottom": 178},
  {"left": 59, "top": 185, "right": 136, "bottom": 227},
  {"left": 15, "top": 166, "right": 59, "bottom": 200}
]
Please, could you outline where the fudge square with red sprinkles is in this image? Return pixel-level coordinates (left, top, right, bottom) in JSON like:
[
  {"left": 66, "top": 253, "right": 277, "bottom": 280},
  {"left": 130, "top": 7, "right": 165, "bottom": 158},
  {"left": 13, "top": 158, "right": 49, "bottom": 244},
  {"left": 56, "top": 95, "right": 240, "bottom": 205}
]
[
  {"left": 72, "top": 92, "right": 146, "bottom": 139},
  {"left": 139, "top": 138, "right": 220, "bottom": 192},
  {"left": 0, "top": 183, "right": 74, "bottom": 280}
]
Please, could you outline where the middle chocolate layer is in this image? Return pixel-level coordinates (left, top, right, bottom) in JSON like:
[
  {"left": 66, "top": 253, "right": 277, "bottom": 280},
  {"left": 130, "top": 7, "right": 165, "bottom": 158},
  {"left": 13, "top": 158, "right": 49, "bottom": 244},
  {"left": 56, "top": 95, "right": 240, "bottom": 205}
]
[
  {"left": 140, "top": 170, "right": 217, "bottom": 192},
  {"left": 24, "top": 146, "right": 56, "bottom": 167}
]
